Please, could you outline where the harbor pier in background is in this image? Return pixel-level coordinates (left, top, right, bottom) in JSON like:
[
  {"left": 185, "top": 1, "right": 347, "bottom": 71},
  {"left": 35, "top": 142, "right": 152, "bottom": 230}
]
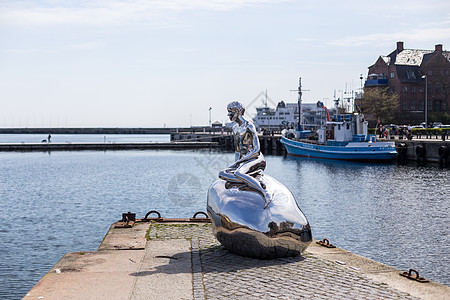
[
  {"left": 0, "top": 126, "right": 228, "bottom": 135},
  {"left": 1, "top": 128, "right": 449, "bottom": 164}
]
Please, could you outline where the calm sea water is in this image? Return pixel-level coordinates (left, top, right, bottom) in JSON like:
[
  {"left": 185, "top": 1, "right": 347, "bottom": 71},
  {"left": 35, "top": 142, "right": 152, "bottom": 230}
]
[{"left": 0, "top": 148, "right": 449, "bottom": 299}]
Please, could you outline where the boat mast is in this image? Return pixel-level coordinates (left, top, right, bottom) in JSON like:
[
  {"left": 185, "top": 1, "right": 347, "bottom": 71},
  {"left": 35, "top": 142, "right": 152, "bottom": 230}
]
[
  {"left": 291, "top": 77, "right": 309, "bottom": 132},
  {"left": 297, "top": 77, "right": 303, "bottom": 131},
  {"left": 265, "top": 90, "right": 268, "bottom": 107},
  {"left": 334, "top": 89, "right": 339, "bottom": 116}
]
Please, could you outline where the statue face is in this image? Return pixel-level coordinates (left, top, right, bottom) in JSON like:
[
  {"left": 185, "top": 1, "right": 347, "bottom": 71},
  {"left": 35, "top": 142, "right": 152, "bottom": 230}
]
[
  {"left": 228, "top": 109, "right": 239, "bottom": 122},
  {"left": 227, "top": 101, "right": 244, "bottom": 122}
]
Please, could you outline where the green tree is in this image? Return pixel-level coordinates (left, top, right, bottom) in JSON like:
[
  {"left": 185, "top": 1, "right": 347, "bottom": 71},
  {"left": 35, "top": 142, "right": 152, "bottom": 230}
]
[{"left": 361, "top": 87, "right": 399, "bottom": 124}]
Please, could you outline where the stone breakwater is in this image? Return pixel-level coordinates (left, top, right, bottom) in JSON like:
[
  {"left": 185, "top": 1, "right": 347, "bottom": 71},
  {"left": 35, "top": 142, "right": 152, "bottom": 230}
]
[{"left": 0, "top": 142, "right": 219, "bottom": 152}]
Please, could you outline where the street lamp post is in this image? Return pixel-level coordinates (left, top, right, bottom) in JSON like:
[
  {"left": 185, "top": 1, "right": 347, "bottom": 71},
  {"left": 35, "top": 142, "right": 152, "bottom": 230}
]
[
  {"left": 360, "top": 74, "right": 364, "bottom": 113},
  {"left": 208, "top": 107, "right": 212, "bottom": 127},
  {"left": 422, "top": 75, "right": 427, "bottom": 127}
]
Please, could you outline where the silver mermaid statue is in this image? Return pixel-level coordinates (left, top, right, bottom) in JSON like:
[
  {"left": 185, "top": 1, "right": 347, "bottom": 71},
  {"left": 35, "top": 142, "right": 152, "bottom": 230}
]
[
  {"left": 218, "top": 101, "right": 272, "bottom": 208},
  {"left": 206, "top": 100, "right": 311, "bottom": 259}
]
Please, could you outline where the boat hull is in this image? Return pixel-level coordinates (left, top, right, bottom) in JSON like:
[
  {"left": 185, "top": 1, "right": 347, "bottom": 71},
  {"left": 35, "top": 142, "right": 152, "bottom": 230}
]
[{"left": 281, "top": 137, "right": 397, "bottom": 163}]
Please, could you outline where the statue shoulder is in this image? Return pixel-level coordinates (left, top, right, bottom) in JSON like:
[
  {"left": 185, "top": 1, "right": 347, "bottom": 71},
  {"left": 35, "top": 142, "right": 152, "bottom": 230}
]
[{"left": 247, "top": 121, "right": 257, "bottom": 132}]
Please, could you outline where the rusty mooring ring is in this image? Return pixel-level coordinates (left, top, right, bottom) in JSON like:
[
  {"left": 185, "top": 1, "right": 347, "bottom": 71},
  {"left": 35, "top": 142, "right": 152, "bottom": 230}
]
[
  {"left": 408, "top": 268, "right": 420, "bottom": 280},
  {"left": 144, "top": 210, "right": 162, "bottom": 219},
  {"left": 192, "top": 211, "right": 208, "bottom": 219}
]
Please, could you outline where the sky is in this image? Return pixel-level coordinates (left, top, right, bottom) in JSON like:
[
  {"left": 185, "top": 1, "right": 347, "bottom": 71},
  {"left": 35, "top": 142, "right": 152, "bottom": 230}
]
[{"left": 1, "top": 0, "right": 450, "bottom": 128}]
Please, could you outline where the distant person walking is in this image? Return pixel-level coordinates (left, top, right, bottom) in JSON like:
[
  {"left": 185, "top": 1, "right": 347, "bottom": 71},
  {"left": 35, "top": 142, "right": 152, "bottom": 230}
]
[{"left": 406, "top": 125, "right": 412, "bottom": 140}]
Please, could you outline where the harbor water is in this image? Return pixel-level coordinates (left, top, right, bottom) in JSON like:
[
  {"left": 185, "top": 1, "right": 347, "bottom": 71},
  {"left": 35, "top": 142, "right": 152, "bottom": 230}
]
[{"left": 0, "top": 146, "right": 449, "bottom": 299}]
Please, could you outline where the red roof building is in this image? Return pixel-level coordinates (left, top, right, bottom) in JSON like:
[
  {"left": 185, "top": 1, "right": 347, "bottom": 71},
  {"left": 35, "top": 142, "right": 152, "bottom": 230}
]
[{"left": 366, "top": 41, "right": 450, "bottom": 124}]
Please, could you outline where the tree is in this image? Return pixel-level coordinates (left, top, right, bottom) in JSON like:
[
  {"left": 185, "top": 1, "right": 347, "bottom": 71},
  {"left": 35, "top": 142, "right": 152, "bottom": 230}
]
[{"left": 361, "top": 87, "right": 399, "bottom": 124}]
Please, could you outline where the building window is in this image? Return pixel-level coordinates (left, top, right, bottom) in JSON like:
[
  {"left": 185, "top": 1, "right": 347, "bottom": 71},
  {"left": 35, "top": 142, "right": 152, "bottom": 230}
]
[
  {"left": 435, "top": 100, "right": 442, "bottom": 112},
  {"left": 406, "top": 70, "right": 416, "bottom": 79},
  {"left": 402, "top": 86, "right": 408, "bottom": 93},
  {"left": 411, "top": 86, "right": 416, "bottom": 93},
  {"left": 419, "top": 87, "right": 424, "bottom": 93},
  {"left": 411, "top": 100, "right": 416, "bottom": 111},
  {"left": 389, "top": 86, "right": 395, "bottom": 93},
  {"left": 428, "top": 101, "right": 433, "bottom": 112},
  {"left": 436, "top": 84, "right": 441, "bottom": 94},
  {"left": 402, "top": 100, "right": 408, "bottom": 111},
  {"left": 418, "top": 100, "right": 424, "bottom": 111},
  {"left": 428, "top": 70, "right": 432, "bottom": 76},
  {"left": 390, "top": 72, "right": 395, "bottom": 78}
]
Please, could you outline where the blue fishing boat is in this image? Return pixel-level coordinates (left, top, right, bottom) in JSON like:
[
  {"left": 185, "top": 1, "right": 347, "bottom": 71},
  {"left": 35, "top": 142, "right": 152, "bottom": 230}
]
[{"left": 280, "top": 78, "right": 397, "bottom": 163}]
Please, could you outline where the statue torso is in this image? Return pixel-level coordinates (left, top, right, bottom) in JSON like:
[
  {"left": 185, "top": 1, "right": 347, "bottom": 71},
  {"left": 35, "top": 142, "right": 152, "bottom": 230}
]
[{"left": 233, "top": 121, "right": 255, "bottom": 156}]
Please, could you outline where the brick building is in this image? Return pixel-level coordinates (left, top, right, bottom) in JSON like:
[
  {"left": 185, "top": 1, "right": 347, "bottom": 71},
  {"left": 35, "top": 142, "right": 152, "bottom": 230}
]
[{"left": 365, "top": 41, "right": 450, "bottom": 125}]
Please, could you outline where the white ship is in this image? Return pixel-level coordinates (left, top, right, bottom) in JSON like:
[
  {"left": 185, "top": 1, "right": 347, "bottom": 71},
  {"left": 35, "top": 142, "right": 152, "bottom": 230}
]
[{"left": 252, "top": 101, "right": 297, "bottom": 129}]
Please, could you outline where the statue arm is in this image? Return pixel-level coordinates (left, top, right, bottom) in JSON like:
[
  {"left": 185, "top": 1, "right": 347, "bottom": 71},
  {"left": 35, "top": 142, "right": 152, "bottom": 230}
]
[
  {"left": 234, "top": 151, "right": 240, "bottom": 162},
  {"left": 228, "top": 123, "right": 240, "bottom": 167}
]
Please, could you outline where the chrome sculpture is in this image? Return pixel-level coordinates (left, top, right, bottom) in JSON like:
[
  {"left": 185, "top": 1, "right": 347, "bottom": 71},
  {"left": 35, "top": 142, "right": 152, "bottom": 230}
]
[{"left": 207, "top": 101, "right": 312, "bottom": 259}]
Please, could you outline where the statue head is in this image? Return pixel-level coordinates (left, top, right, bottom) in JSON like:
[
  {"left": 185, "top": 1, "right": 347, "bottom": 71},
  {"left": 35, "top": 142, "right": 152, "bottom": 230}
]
[{"left": 227, "top": 101, "right": 245, "bottom": 122}]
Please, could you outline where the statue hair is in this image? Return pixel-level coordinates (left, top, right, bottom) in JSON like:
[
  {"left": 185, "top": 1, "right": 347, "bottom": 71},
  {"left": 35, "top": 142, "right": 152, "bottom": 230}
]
[{"left": 227, "top": 101, "right": 245, "bottom": 115}]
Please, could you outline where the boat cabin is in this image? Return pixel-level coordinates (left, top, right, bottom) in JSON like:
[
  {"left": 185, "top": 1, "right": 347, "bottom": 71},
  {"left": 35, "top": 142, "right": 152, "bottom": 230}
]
[{"left": 317, "top": 114, "right": 370, "bottom": 145}]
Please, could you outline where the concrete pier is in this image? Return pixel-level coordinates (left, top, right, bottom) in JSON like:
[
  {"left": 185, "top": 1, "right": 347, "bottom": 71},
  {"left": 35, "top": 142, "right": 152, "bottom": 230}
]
[
  {"left": 0, "top": 127, "right": 225, "bottom": 135},
  {"left": 24, "top": 217, "right": 449, "bottom": 299},
  {"left": 0, "top": 142, "right": 219, "bottom": 152},
  {"left": 170, "top": 132, "right": 285, "bottom": 154},
  {"left": 170, "top": 131, "right": 450, "bottom": 161},
  {"left": 2, "top": 133, "right": 449, "bottom": 163}
]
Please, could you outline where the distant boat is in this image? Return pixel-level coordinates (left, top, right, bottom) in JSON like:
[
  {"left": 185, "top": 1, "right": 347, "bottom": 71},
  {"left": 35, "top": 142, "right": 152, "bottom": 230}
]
[
  {"left": 281, "top": 78, "right": 397, "bottom": 163},
  {"left": 252, "top": 91, "right": 297, "bottom": 130},
  {"left": 281, "top": 115, "right": 397, "bottom": 162}
]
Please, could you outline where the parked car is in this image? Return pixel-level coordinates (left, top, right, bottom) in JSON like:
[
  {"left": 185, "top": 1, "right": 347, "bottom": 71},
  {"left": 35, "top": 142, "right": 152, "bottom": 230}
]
[
  {"left": 433, "top": 122, "right": 443, "bottom": 128},
  {"left": 411, "top": 125, "right": 425, "bottom": 129}
]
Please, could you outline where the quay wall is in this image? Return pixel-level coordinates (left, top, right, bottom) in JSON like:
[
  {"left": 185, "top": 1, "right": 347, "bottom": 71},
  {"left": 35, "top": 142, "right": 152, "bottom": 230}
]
[
  {"left": 171, "top": 132, "right": 450, "bottom": 163},
  {"left": 395, "top": 140, "right": 450, "bottom": 163},
  {"left": 170, "top": 132, "right": 284, "bottom": 154},
  {"left": 0, "top": 127, "right": 229, "bottom": 135},
  {"left": 0, "top": 142, "right": 219, "bottom": 152},
  {"left": 2, "top": 129, "right": 448, "bottom": 163}
]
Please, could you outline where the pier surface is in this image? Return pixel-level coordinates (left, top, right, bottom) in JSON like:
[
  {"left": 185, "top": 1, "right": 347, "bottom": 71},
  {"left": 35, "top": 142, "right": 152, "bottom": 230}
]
[{"left": 24, "top": 220, "right": 448, "bottom": 299}]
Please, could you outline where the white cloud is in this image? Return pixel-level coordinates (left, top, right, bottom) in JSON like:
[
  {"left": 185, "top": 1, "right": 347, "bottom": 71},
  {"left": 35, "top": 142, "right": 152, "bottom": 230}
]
[
  {"left": 66, "top": 42, "right": 103, "bottom": 51},
  {"left": 6, "top": 49, "right": 55, "bottom": 54},
  {"left": 295, "top": 38, "right": 318, "bottom": 43},
  {"left": 0, "top": 0, "right": 290, "bottom": 26},
  {"left": 6, "top": 41, "right": 103, "bottom": 55},
  {"left": 328, "top": 27, "right": 450, "bottom": 47}
]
